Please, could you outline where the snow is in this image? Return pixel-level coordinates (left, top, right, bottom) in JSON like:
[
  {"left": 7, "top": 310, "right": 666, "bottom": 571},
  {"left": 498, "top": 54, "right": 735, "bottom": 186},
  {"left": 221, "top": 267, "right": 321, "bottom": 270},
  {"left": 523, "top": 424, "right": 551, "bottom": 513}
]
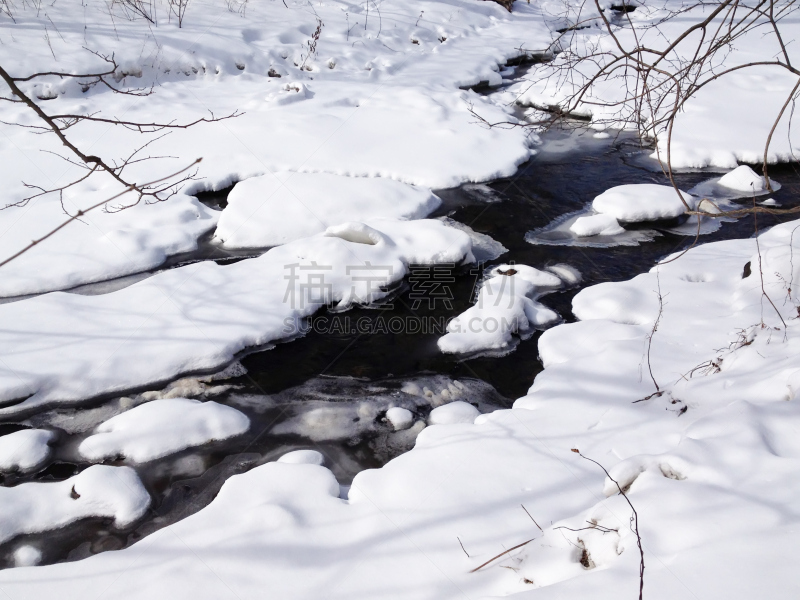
[
  {"left": 569, "top": 213, "right": 625, "bottom": 237},
  {"left": 718, "top": 164, "right": 778, "bottom": 193},
  {"left": 0, "top": 0, "right": 548, "bottom": 296},
  {"left": 0, "top": 429, "right": 54, "bottom": 473},
  {"left": 0, "top": 218, "right": 473, "bottom": 413},
  {"left": 3, "top": 1, "right": 800, "bottom": 599},
  {"left": 5, "top": 221, "right": 800, "bottom": 598},
  {"left": 12, "top": 546, "right": 42, "bottom": 568},
  {"left": 504, "top": 1, "right": 800, "bottom": 170},
  {"left": 428, "top": 401, "right": 480, "bottom": 425},
  {"left": 592, "top": 184, "right": 695, "bottom": 223},
  {"left": 213, "top": 172, "right": 441, "bottom": 248},
  {"left": 438, "top": 264, "right": 563, "bottom": 355},
  {"left": 278, "top": 450, "right": 325, "bottom": 466},
  {"left": 386, "top": 407, "right": 414, "bottom": 431},
  {"left": 78, "top": 399, "right": 250, "bottom": 464},
  {"left": 0, "top": 465, "right": 149, "bottom": 545}
]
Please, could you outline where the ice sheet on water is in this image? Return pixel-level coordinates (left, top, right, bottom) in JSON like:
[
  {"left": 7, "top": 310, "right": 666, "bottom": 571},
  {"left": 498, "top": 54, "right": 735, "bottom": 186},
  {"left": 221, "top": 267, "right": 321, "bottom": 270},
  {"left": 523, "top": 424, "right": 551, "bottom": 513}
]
[{"left": 526, "top": 209, "right": 661, "bottom": 248}]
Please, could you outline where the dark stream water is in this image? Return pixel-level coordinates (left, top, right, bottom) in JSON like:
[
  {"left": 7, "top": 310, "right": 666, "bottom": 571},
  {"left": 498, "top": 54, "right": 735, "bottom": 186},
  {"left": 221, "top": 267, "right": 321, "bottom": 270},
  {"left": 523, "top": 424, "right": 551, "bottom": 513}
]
[{"left": 2, "top": 129, "right": 800, "bottom": 568}]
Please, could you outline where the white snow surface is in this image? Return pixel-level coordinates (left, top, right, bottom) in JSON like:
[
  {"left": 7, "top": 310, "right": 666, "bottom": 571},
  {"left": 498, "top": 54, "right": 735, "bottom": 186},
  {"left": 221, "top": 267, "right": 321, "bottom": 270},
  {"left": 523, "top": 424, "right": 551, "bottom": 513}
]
[
  {"left": 78, "top": 399, "right": 250, "bottom": 463},
  {"left": 428, "top": 401, "right": 480, "bottom": 425},
  {"left": 438, "top": 264, "right": 562, "bottom": 354},
  {"left": 569, "top": 213, "right": 625, "bottom": 237},
  {"left": 0, "top": 218, "right": 473, "bottom": 412},
  {"left": 213, "top": 172, "right": 441, "bottom": 248},
  {"left": 0, "top": 0, "right": 550, "bottom": 296},
  {"left": 0, "top": 465, "right": 149, "bottom": 545},
  {"left": 592, "top": 184, "right": 695, "bottom": 222},
  {"left": 277, "top": 450, "right": 325, "bottom": 466},
  {"left": 718, "top": 164, "right": 775, "bottom": 192},
  {"left": 506, "top": 1, "right": 800, "bottom": 169},
  {"left": 0, "top": 430, "right": 54, "bottom": 472},
  {"left": 5, "top": 220, "right": 800, "bottom": 597},
  {"left": 386, "top": 407, "right": 414, "bottom": 431}
]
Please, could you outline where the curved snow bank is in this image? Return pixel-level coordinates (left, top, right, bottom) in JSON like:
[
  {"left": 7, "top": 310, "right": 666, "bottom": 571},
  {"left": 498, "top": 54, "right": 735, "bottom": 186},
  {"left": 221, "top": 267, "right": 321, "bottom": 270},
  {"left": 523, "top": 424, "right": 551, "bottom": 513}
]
[
  {"left": 0, "top": 219, "right": 473, "bottom": 413},
  {"left": 0, "top": 195, "right": 217, "bottom": 298},
  {"left": 438, "top": 264, "right": 563, "bottom": 354},
  {"left": 79, "top": 399, "right": 250, "bottom": 463},
  {"left": 592, "top": 184, "right": 694, "bottom": 223},
  {"left": 213, "top": 172, "right": 441, "bottom": 248},
  {"left": 5, "top": 221, "right": 800, "bottom": 598},
  {"left": 0, "top": 465, "right": 149, "bottom": 545},
  {"left": 0, "top": 430, "right": 54, "bottom": 472}
]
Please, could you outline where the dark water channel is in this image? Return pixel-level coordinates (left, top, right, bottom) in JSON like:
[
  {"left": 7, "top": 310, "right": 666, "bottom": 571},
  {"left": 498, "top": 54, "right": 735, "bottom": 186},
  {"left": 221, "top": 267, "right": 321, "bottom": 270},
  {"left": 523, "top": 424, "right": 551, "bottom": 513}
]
[{"left": 2, "top": 129, "right": 800, "bottom": 569}]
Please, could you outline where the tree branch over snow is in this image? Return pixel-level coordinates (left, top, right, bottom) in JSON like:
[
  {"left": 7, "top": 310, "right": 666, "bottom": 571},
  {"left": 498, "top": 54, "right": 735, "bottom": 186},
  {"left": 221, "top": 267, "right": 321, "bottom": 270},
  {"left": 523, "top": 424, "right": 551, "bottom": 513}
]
[
  {"left": 490, "top": 0, "right": 800, "bottom": 220},
  {"left": 0, "top": 48, "right": 240, "bottom": 267}
]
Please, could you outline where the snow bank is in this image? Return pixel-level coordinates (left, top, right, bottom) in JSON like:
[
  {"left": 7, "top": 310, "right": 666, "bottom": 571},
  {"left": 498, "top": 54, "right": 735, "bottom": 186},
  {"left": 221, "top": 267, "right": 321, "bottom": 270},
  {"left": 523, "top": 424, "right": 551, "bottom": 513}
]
[
  {"left": 0, "top": 219, "right": 473, "bottom": 413},
  {"left": 214, "top": 172, "right": 441, "bottom": 248},
  {"left": 0, "top": 430, "right": 54, "bottom": 472},
  {"left": 592, "top": 184, "right": 694, "bottom": 223},
  {"left": 78, "top": 399, "right": 250, "bottom": 463},
  {"left": 0, "top": 0, "right": 547, "bottom": 295},
  {"left": 438, "top": 264, "right": 563, "bottom": 355},
  {"left": 718, "top": 164, "right": 778, "bottom": 193},
  {"left": 507, "top": 1, "right": 800, "bottom": 170},
  {"left": 0, "top": 465, "right": 149, "bottom": 545}
]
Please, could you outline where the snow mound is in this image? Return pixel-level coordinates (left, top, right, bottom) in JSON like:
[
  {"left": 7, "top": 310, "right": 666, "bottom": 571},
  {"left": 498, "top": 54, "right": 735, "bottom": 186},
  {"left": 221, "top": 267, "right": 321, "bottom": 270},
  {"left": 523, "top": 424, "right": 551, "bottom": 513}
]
[
  {"left": 278, "top": 450, "right": 324, "bottom": 466},
  {"left": 428, "top": 401, "right": 480, "bottom": 425},
  {"left": 0, "top": 430, "right": 54, "bottom": 473},
  {"left": 438, "top": 264, "right": 562, "bottom": 355},
  {"left": 569, "top": 213, "right": 625, "bottom": 237},
  {"left": 78, "top": 399, "right": 250, "bottom": 463},
  {"left": 592, "top": 184, "right": 695, "bottom": 223},
  {"left": 386, "top": 407, "right": 414, "bottom": 431},
  {"left": 0, "top": 465, "right": 149, "bottom": 544},
  {"left": 718, "top": 165, "right": 779, "bottom": 192},
  {"left": 214, "top": 173, "right": 441, "bottom": 248}
]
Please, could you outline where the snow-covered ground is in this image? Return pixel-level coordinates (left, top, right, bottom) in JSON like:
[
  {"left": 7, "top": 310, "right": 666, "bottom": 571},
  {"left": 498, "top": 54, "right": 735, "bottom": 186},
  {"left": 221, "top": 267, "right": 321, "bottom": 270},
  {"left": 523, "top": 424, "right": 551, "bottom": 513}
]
[{"left": 2, "top": 1, "right": 800, "bottom": 599}]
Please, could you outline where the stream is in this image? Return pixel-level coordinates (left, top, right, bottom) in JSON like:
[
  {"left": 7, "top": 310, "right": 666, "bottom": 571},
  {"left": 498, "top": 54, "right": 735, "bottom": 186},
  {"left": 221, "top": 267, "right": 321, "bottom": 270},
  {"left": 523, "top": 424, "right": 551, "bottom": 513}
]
[{"left": 2, "top": 127, "right": 800, "bottom": 568}]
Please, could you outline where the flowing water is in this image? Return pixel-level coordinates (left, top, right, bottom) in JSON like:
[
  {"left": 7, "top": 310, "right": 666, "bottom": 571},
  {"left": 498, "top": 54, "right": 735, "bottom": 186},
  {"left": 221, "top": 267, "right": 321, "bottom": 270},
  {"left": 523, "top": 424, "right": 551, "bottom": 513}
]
[{"left": 2, "top": 128, "right": 800, "bottom": 568}]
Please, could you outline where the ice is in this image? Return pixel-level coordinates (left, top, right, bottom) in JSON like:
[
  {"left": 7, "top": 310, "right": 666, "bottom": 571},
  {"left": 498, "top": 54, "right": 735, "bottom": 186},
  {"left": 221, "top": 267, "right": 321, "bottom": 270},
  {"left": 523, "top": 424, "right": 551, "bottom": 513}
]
[
  {"left": 689, "top": 167, "right": 781, "bottom": 200},
  {"left": 546, "top": 263, "right": 582, "bottom": 286},
  {"left": 386, "top": 407, "right": 414, "bottom": 431},
  {"left": 569, "top": 213, "right": 624, "bottom": 237},
  {"left": 78, "top": 399, "right": 250, "bottom": 464},
  {"left": 0, "top": 430, "right": 54, "bottom": 473},
  {"left": 438, "top": 263, "right": 563, "bottom": 355},
  {"left": 278, "top": 450, "right": 325, "bottom": 466},
  {"left": 0, "top": 465, "right": 149, "bottom": 545},
  {"left": 213, "top": 172, "right": 441, "bottom": 248},
  {"left": 592, "top": 184, "right": 695, "bottom": 223},
  {"left": 526, "top": 210, "right": 661, "bottom": 248},
  {"left": 428, "top": 401, "right": 480, "bottom": 425}
]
